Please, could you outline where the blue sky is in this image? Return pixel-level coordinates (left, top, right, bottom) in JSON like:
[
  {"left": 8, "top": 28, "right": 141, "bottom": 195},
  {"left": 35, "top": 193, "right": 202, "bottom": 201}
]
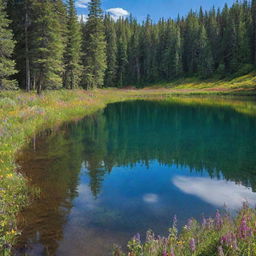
[{"left": 76, "top": 0, "right": 236, "bottom": 22}]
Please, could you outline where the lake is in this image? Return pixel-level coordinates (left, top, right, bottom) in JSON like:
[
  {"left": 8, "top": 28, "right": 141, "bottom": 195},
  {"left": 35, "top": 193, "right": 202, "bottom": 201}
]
[{"left": 15, "top": 98, "right": 256, "bottom": 256}]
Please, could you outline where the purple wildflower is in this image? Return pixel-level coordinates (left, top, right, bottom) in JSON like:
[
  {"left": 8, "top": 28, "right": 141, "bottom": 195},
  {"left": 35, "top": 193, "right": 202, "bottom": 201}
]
[
  {"left": 162, "top": 251, "right": 168, "bottom": 256},
  {"left": 221, "top": 232, "right": 238, "bottom": 250},
  {"left": 239, "top": 216, "right": 252, "bottom": 239},
  {"left": 215, "top": 210, "right": 223, "bottom": 229},
  {"left": 134, "top": 233, "right": 141, "bottom": 243},
  {"left": 202, "top": 217, "right": 207, "bottom": 228},
  {"left": 187, "top": 218, "right": 193, "bottom": 230},
  {"left": 189, "top": 238, "right": 196, "bottom": 252},
  {"left": 206, "top": 218, "right": 214, "bottom": 229}
]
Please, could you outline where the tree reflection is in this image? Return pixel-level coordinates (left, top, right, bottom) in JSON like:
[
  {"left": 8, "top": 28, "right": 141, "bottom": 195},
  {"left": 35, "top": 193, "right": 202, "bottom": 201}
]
[{"left": 15, "top": 100, "right": 256, "bottom": 255}]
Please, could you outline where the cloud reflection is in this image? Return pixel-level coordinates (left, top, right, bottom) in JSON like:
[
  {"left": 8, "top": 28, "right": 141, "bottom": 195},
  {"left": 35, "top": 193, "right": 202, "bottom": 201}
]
[
  {"left": 143, "top": 193, "right": 159, "bottom": 203},
  {"left": 173, "top": 176, "right": 256, "bottom": 209}
]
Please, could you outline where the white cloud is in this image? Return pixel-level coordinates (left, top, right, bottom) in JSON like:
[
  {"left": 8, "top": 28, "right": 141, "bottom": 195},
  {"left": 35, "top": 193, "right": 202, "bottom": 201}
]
[
  {"left": 173, "top": 176, "right": 256, "bottom": 209},
  {"left": 106, "top": 8, "right": 129, "bottom": 21},
  {"left": 76, "top": 0, "right": 90, "bottom": 9}
]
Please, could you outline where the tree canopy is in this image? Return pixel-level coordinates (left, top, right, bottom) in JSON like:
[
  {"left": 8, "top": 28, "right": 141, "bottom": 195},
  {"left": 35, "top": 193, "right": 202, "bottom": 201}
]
[{"left": 1, "top": 0, "right": 256, "bottom": 92}]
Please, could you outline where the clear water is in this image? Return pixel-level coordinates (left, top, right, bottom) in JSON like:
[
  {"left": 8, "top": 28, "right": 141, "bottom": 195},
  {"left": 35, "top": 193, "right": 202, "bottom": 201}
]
[{"left": 15, "top": 99, "right": 256, "bottom": 256}]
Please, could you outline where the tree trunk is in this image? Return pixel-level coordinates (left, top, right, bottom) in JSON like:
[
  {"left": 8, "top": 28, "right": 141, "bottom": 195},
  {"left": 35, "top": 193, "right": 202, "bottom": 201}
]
[{"left": 37, "top": 73, "right": 42, "bottom": 95}]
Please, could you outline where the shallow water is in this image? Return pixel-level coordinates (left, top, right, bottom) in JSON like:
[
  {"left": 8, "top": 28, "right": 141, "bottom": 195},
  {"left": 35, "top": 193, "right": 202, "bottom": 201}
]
[{"left": 15, "top": 99, "right": 256, "bottom": 256}]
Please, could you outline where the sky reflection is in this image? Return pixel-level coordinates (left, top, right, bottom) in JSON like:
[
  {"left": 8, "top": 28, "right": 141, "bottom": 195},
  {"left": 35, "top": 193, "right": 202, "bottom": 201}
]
[{"left": 173, "top": 176, "right": 256, "bottom": 209}]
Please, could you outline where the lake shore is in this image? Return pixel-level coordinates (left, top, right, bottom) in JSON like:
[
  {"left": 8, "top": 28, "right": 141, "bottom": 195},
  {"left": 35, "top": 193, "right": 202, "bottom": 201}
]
[{"left": 0, "top": 87, "right": 256, "bottom": 254}]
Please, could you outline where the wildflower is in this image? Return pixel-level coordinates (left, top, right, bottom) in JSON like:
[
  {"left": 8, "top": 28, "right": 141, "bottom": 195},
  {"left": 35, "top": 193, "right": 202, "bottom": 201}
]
[
  {"left": 7, "top": 173, "right": 13, "bottom": 178},
  {"left": 202, "top": 217, "right": 207, "bottom": 228},
  {"left": 206, "top": 218, "right": 214, "bottom": 229},
  {"left": 218, "top": 246, "right": 225, "bottom": 256},
  {"left": 6, "top": 229, "right": 16, "bottom": 235},
  {"left": 170, "top": 248, "right": 175, "bottom": 256},
  {"left": 189, "top": 238, "right": 196, "bottom": 252},
  {"left": 162, "top": 250, "right": 168, "bottom": 256},
  {"left": 238, "top": 216, "right": 253, "bottom": 239},
  {"left": 177, "top": 240, "right": 184, "bottom": 245},
  {"left": 221, "top": 232, "right": 238, "bottom": 250},
  {"left": 187, "top": 218, "right": 193, "bottom": 230},
  {"left": 215, "top": 210, "right": 223, "bottom": 229},
  {"left": 134, "top": 233, "right": 141, "bottom": 243}
]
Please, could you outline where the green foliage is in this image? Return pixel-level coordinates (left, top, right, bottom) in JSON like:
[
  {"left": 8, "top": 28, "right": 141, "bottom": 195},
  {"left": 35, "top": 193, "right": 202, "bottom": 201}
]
[
  {"left": 103, "top": 0, "right": 256, "bottom": 87},
  {"left": 81, "top": 0, "right": 107, "bottom": 89},
  {"left": 104, "top": 14, "right": 117, "bottom": 87},
  {"left": 0, "top": 0, "right": 17, "bottom": 90},
  {"left": 114, "top": 206, "right": 256, "bottom": 256},
  {"left": 64, "top": 0, "right": 83, "bottom": 89},
  {"left": 31, "top": 0, "right": 65, "bottom": 93},
  {"left": 3, "top": 0, "right": 256, "bottom": 91}
]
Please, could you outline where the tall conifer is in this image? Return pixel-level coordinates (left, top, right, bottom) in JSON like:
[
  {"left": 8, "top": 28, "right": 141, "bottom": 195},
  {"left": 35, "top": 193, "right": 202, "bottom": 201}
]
[
  {"left": 64, "top": 0, "right": 82, "bottom": 89},
  {"left": 82, "top": 0, "right": 106, "bottom": 89},
  {"left": 0, "top": 0, "right": 17, "bottom": 89}
]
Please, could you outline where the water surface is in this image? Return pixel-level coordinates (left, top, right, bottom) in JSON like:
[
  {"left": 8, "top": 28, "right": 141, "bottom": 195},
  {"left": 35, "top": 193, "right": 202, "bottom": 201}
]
[{"left": 16, "top": 99, "right": 256, "bottom": 256}]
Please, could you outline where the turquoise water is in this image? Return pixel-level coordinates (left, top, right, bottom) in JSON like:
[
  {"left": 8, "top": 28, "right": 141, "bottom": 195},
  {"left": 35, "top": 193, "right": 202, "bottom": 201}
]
[{"left": 16, "top": 99, "right": 256, "bottom": 255}]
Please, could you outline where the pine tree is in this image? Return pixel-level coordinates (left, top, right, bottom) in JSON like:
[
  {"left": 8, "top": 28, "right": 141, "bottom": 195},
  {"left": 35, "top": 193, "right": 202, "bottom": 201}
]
[
  {"left": 206, "top": 7, "right": 220, "bottom": 70},
  {"left": 31, "top": 0, "right": 65, "bottom": 94},
  {"left": 252, "top": 0, "right": 256, "bottom": 64},
  {"left": 116, "top": 36, "right": 128, "bottom": 87},
  {"left": 183, "top": 12, "right": 201, "bottom": 74},
  {"left": 64, "top": 0, "right": 82, "bottom": 89},
  {"left": 0, "top": 0, "right": 17, "bottom": 90},
  {"left": 7, "top": 0, "right": 32, "bottom": 90},
  {"left": 82, "top": 0, "right": 106, "bottom": 89},
  {"left": 198, "top": 25, "right": 214, "bottom": 77},
  {"left": 127, "top": 18, "right": 141, "bottom": 85},
  {"left": 104, "top": 14, "right": 117, "bottom": 87}
]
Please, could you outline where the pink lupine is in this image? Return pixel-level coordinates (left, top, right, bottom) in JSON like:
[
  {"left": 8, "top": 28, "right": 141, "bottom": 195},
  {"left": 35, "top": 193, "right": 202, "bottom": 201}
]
[
  {"left": 189, "top": 238, "right": 196, "bottom": 252},
  {"left": 162, "top": 251, "right": 168, "bottom": 256},
  {"left": 239, "top": 216, "right": 252, "bottom": 239}
]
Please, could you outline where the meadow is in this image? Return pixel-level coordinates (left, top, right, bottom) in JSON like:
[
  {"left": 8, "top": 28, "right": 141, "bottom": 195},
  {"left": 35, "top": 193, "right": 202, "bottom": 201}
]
[{"left": 0, "top": 85, "right": 256, "bottom": 255}]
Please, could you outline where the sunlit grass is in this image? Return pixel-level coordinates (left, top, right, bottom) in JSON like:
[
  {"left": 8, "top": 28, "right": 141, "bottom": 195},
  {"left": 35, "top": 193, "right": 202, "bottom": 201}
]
[{"left": 149, "top": 72, "right": 256, "bottom": 93}]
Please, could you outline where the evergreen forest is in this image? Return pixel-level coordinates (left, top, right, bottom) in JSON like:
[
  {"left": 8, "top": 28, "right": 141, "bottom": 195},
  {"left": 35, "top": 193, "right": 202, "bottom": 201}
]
[{"left": 1, "top": 0, "right": 256, "bottom": 91}]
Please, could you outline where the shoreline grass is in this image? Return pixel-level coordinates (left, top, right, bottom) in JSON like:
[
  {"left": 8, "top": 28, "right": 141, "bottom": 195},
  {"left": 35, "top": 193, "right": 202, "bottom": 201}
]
[
  {"left": 114, "top": 204, "right": 256, "bottom": 256},
  {"left": 0, "top": 88, "right": 256, "bottom": 254}
]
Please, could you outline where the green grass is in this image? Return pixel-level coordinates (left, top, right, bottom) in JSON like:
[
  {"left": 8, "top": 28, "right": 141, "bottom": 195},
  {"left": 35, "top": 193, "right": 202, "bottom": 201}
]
[
  {"left": 147, "top": 72, "right": 256, "bottom": 95},
  {"left": 114, "top": 205, "right": 256, "bottom": 256},
  {"left": 0, "top": 87, "right": 256, "bottom": 254}
]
